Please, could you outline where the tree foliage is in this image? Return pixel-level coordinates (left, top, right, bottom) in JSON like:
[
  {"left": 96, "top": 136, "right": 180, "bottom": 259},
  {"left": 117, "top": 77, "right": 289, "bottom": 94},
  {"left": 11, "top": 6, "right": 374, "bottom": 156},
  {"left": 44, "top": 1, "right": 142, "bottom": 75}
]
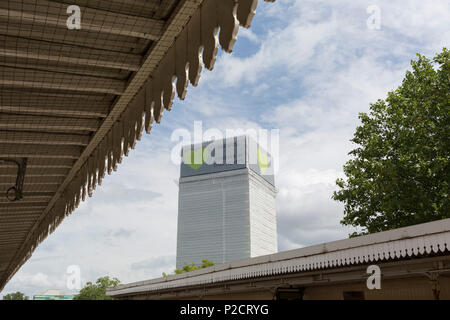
[
  {"left": 73, "top": 276, "right": 120, "bottom": 300},
  {"left": 163, "top": 259, "right": 215, "bottom": 277},
  {"left": 333, "top": 48, "right": 449, "bottom": 236},
  {"left": 2, "top": 292, "right": 29, "bottom": 300}
]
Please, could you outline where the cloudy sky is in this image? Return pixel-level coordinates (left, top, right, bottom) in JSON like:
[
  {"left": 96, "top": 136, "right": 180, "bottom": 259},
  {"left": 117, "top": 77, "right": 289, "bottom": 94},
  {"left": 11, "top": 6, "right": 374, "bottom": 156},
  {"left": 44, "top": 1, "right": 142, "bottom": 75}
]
[{"left": 1, "top": 0, "right": 449, "bottom": 297}]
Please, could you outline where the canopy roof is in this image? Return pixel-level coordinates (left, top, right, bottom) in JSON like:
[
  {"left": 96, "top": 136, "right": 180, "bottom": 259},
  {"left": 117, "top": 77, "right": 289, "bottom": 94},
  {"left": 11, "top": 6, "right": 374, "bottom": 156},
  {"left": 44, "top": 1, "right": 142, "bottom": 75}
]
[{"left": 0, "top": 0, "right": 274, "bottom": 291}]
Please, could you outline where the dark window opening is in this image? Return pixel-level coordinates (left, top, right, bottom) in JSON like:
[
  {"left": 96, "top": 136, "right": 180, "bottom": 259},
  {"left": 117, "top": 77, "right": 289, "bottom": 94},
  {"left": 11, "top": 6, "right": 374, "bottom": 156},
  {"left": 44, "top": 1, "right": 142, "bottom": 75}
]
[
  {"left": 343, "top": 291, "right": 365, "bottom": 300},
  {"left": 275, "top": 287, "right": 305, "bottom": 301}
]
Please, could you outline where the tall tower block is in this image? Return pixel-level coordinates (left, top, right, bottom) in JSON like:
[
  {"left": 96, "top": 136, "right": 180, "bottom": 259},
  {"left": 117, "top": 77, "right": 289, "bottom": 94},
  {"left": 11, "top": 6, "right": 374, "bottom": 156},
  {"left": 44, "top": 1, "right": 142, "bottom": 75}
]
[{"left": 176, "top": 136, "right": 277, "bottom": 268}]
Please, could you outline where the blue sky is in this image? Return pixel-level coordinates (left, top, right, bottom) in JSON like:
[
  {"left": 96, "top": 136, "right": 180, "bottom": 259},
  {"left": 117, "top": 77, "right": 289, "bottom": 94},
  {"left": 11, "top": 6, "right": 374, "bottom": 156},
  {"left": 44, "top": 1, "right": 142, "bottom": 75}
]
[{"left": 1, "top": 0, "right": 449, "bottom": 297}]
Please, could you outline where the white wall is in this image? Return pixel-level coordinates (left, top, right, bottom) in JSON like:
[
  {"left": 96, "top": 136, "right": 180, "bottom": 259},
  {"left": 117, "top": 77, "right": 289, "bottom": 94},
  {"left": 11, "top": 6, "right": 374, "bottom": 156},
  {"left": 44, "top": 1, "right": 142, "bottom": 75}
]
[
  {"left": 176, "top": 169, "right": 251, "bottom": 268},
  {"left": 249, "top": 169, "right": 278, "bottom": 257}
]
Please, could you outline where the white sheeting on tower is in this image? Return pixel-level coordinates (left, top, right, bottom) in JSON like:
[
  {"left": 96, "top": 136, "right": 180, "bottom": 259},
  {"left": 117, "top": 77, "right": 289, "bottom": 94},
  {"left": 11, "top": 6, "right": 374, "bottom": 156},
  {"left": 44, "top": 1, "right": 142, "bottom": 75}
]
[{"left": 176, "top": 136, "right": 277, "bottom": 268}]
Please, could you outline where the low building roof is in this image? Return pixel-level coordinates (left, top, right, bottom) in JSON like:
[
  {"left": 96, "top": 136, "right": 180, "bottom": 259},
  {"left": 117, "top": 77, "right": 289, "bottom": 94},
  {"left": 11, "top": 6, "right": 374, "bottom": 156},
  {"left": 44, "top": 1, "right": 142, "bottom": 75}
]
[{"left": 107, "top": 218, "right": 450, "bottom": 297}]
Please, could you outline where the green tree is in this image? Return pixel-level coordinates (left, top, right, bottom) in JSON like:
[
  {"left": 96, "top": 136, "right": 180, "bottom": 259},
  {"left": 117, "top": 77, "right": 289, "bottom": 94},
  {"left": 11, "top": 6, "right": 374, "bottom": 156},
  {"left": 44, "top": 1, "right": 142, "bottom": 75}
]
[
  {"left": 2, "top": 292, "right": 29, "bottom": 300},
  {"left": 333, "top": 48, "right": 449, "bottom": 236},
  {"left": 163, "top": 259, "right": 215, "bottom": 277},
  {"left": 73, "top": 276, "right": 120, "bottom": 300}
]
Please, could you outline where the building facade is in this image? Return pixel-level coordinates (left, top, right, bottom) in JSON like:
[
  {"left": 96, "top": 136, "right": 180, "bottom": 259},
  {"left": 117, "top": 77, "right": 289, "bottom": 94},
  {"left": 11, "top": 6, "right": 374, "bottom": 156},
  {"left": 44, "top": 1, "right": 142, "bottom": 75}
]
[
  {"left": 33, "top": 290, "right": 74, "bottom": 300},
  {"left": 176, "top": 136, "right": 278, "bottom": 268}
]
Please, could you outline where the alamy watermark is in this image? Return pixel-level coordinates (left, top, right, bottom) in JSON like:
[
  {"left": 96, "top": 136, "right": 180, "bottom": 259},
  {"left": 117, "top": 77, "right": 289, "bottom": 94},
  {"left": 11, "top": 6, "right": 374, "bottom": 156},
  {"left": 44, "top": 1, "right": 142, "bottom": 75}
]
[
  {"left": 66, "top": 265, "right": 81, "bottom": 290},
  {"left": 170, "top": 121, "right": 279, "bottom": 175},
  {"left": 367, "top": 5, "right": 381, "bottom": 30},
  {"left": 66, "top": 4, "right": 381, "bottom": 32},
  {"left": 66, "top": 5, "right": 81, "bottom": 30},
  {"left": 366, "top": 265, "right": 381, "bottom": 290}
]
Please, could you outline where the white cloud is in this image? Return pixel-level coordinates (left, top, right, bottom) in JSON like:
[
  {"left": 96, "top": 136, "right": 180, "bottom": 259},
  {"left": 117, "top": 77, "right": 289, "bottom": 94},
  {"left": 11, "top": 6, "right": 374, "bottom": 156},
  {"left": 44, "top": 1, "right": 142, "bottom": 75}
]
[{"left": 238, "top": 28, "right": 260, "bottom": 44}]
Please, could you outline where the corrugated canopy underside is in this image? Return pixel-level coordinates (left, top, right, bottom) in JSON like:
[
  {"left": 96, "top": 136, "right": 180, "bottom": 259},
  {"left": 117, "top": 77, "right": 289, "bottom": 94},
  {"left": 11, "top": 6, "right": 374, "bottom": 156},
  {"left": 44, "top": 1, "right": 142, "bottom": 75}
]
[{"left": 0, "top": 0, "right": 275, "bottom": 291}]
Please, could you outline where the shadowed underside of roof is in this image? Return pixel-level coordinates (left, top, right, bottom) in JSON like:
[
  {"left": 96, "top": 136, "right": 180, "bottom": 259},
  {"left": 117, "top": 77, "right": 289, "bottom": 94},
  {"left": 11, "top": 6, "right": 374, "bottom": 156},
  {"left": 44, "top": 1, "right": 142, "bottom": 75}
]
[{"left": 0, "top": 0, "right": 275, "bottom": 291}]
